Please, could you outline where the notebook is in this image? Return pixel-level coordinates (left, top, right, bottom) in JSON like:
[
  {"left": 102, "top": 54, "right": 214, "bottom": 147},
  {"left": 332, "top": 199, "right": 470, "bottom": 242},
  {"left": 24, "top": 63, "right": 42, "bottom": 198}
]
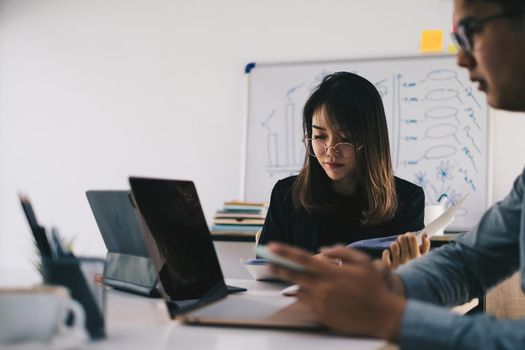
[
  {"left": 128, "top": 177, "right": 321, "bottom": 329},
  {"left": 348, "top": 194, "right": 469, "bottom": 251},
  {"left": 86, "top": 190, "right": 159, "bottom": 297}
]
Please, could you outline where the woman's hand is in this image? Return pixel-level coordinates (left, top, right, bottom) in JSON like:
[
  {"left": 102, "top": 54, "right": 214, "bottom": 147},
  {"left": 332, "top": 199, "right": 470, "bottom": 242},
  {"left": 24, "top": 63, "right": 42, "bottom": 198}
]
[
  {"left": 313, "top": 252, "right": 342, "bottom": 266},
  {"left": 381, "top": 232, "right": 430, "bottom": 269}
]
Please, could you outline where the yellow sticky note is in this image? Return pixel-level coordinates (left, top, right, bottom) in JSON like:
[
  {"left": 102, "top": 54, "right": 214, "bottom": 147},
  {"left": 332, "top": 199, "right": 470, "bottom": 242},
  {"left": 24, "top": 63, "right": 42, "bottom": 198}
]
[
  {"left": 447, "top": 44, "right": 458, "bottom": 54},
  {"left": 420, "top": 30, "right": 444, "bottom": 53}
]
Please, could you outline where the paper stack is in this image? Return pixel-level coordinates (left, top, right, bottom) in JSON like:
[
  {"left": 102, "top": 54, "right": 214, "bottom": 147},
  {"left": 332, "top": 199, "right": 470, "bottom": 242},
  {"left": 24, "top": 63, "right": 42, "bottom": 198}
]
[{"left": 210, "top": 201, "right": 268, "bottom": 236}]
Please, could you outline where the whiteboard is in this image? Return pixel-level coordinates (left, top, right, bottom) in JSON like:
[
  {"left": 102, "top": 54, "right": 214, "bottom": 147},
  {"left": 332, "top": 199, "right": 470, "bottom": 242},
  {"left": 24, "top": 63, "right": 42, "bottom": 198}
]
[{"left": 244, "top": 55, "right": 490, "bottom": 231}]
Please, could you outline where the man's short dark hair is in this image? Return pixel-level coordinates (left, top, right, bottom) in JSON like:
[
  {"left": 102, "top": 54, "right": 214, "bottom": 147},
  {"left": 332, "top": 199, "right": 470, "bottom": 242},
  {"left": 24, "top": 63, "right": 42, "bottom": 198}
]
[{"left": 464, "top": 0, "right": 525, "bottom": 11}]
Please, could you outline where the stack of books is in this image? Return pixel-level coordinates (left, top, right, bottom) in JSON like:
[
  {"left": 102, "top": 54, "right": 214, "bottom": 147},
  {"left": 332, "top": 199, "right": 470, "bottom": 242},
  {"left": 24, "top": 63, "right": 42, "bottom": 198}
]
[{"left": 210, "top": 201, "right": 268, "bottom": 236}]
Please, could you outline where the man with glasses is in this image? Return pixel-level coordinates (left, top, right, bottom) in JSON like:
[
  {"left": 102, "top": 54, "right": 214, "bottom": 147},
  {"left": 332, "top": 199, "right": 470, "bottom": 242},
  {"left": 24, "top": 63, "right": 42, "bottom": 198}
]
[{"left": 268, "top": 0, "right": 525, "bottom": 349}]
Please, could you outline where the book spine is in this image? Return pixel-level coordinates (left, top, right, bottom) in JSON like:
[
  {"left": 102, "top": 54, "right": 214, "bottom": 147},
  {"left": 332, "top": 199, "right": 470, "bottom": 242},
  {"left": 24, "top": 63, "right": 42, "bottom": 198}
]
[{"left": 210, "top": 224, "right": 262, "bottom": 232}]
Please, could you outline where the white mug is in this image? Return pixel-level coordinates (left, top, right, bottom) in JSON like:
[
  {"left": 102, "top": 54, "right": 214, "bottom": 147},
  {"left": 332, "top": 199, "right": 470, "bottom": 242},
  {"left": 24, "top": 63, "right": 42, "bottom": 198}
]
[
  {"left": 0, "top": 285, "right": 85, "bottom": 344},
  {"left": 424, "top": 205, "right": 447, "bottom": 236}
]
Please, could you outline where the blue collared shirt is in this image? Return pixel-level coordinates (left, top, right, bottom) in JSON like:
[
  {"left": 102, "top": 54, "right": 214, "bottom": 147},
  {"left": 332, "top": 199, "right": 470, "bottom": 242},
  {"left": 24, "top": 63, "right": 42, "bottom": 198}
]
[{"left": 396, "top": 167, "right": 525, "bottom": 349}]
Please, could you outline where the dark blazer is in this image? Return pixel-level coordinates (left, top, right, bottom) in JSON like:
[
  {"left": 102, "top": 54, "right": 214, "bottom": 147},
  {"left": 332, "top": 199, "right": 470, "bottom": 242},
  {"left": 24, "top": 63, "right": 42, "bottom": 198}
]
[{"left": 259, "top": 176, "right": 425, "bottom": 256}]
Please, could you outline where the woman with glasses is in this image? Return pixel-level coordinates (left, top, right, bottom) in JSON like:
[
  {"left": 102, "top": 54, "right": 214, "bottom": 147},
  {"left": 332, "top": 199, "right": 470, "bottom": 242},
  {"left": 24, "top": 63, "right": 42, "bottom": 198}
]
[{"left": 258, "top": 72, "right": 429, "bottom": 266}]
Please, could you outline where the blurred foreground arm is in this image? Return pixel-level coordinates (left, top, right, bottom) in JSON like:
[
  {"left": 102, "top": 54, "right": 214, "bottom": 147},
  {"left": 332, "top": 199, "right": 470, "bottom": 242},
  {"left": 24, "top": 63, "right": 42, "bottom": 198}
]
[{"left": 268, "top": 243, "right": 406, "bottom": 339}]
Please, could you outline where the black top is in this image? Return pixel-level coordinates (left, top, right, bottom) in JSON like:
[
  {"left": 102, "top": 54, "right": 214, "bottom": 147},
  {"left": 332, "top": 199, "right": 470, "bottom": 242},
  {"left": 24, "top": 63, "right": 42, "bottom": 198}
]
[{"left": 259, "top": 176, "right": 425, "bottom": 256}]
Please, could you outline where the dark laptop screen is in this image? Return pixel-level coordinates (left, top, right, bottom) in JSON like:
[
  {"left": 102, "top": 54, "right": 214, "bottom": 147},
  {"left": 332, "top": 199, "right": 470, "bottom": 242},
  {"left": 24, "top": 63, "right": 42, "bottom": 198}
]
[{"left": 129, "top": 177, "right": 224, "bottom": 301}]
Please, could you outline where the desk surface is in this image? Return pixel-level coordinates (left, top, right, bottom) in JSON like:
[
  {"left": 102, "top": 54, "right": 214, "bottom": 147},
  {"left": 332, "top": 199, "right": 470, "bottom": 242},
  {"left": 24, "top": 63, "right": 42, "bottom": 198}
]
[
  {"left": 0, "top": 270, "right": 390, "bottom": 350},
  {"left": 88, "top": 279, "right": 389, "bottom": 350}
]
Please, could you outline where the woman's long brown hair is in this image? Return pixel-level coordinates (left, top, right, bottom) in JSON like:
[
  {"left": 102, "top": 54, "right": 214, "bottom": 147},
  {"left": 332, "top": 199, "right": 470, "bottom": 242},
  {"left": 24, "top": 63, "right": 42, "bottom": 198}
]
[{"left": 291, "top": 72, "right": 397, "bottom": 225}]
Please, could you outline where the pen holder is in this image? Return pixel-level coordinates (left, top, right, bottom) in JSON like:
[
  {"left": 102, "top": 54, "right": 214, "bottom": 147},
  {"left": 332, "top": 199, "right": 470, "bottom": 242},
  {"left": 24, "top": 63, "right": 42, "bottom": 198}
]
[{"left": 42, "top": 257, "right": 106, "bottom": 339}]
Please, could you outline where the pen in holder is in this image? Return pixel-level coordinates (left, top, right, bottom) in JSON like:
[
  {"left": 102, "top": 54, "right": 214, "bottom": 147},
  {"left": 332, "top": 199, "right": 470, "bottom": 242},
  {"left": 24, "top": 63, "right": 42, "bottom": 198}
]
[
  {"left": 42, "top": 256, "right": 106, "bottom": 339},
  {"left": 18, "top": 193, "right": 106, "bottom": 339}
]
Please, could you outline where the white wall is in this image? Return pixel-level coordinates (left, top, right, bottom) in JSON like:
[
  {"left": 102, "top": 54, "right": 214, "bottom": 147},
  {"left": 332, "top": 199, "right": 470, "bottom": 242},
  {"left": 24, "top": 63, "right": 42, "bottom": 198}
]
[{"left": 1, "top": 0, "right": 524, "bottom": 269}]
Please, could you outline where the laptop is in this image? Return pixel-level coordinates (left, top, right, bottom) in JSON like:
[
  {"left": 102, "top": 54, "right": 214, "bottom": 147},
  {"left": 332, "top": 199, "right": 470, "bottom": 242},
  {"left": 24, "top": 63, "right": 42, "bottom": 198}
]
[
  {"left": 86, "top": 190, "right": 159, "bottom": 297},
  {"left": 128, "top": 177, "right": 321, "bottom": 329}
]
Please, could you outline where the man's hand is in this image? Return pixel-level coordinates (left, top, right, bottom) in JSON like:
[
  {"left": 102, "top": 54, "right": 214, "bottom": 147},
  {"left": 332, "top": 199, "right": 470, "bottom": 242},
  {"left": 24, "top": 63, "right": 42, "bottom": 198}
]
[
  {"left": 382, "top": 232, "right": 431, "bottom": 269},
  {"left": 268, "top": 243, "right": 406, "bottom": 340}
]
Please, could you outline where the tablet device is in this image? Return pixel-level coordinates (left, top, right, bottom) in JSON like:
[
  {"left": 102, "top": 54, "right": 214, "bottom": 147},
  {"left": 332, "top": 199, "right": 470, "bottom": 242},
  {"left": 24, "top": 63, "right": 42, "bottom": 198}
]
[
  {"left": 255, "top": 246, "right": 305, "bottom": 272},
  {"left": 86, "top": 190, "right": 159, "bottom": 297}
]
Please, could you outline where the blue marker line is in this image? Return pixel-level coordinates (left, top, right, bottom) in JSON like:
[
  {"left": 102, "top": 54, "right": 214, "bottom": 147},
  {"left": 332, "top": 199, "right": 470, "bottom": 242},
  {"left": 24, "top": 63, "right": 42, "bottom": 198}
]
[{"left": 245, "top": 62, "right": 256, "bottom": 74}]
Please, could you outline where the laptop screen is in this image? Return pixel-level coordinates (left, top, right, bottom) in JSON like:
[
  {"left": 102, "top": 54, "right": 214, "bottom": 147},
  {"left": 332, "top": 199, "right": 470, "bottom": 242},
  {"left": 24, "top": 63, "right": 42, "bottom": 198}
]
[
  {"left": 129, "top": 177, "right": 224, "bottom": 302},
  {"left": 86, "top": 190, "right": 149, "bottom": 257}
]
